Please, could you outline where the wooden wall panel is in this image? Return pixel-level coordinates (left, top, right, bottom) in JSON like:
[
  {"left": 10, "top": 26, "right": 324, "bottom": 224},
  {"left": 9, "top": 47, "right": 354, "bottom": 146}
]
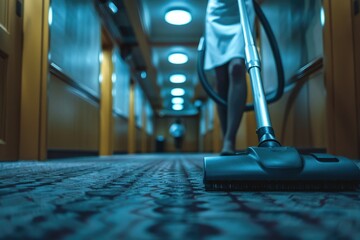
[
  {"left": 308, "top": 71, "right": 327, "bottom": 147},
  {"left": 0, "top": 55, "right": 6, "bottom": 144},
  {"left": 268, "top": 72, "right": 327, "bottom": 149},
  {"left": 355, "top": 1, "right": 360, "bottom": 157},
  {"left": 0, "top": 0, "right": 22, "bottom": 160},
  {"left": 136, "top": 128, "right": 142, "bottom": 153},
  {"left": 100, "top": 49, "right": 113, "bottom": 156},
  {"left": 203, "top": 131, "right": 213, "bottom": 153},
  {"left": 0, "top": 0, "right": 8, "bottom": 28},
  {"left": 47, "top": 0, "right": 102, "bottom": 156},
  {"left": 19, "top": 0, "right": 50, "bottom": 160},
  {"left": 268, "top": 89, "right": 293, "bottom": 145},
  {"left": 113, "top": 115, "right": 128, "bottom": 153},
  {"left": 128, "top": 84, "right": 136, "bottom": 153},
  {"left": 48, "top": 75, "right": 99, "bottom": 151},
  {"left": 331, "top": 0, "right": 357, "bottom": 157},
  {"left": 261, "top": 0, "right": 323, "bottom": 92},
  {"left": 260, "top": 0, "right": 327, "bottom": 150},
  {"left": 324, "top": 0, "right": 360, "bottom": 158},
  {"left": 293, "top": 81, "right": 311, "bottom": 147},
  {"left": 147, "top": 134, "right": 154, "bottom": 152}
]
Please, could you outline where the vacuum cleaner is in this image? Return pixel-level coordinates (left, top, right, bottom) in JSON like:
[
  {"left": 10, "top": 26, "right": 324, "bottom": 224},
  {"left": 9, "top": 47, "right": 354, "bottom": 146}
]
[{"left": 202, "top": 0, "right": 360, "bottom": 191}]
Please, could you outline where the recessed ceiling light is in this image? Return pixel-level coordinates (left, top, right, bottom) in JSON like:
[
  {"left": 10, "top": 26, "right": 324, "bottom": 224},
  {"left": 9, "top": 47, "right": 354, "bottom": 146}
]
[
  {"left": 171, "top": 88, "right": 185, "bottom": 96},
  {"left": 172, "top": 104, "right": 184, "bottom": 111},
  {"left": 168, "top": 53, "right": 188, "bottom": 64},
  {"left": 172, "top": 97, "right": 184, "bottom": 104},
  {"left": 165, "top": 9, "right": 192, "bottom": 25},
  {"left": 108, "top": 1, "right": 118, "bottom": 14},
  {"left": 170, "top": 74, "right": 186, "bottom": 83}
]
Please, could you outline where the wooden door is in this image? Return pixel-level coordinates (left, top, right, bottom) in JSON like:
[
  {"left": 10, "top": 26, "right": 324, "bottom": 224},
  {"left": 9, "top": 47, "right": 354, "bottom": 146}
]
[{"left": 0, "top": 0, "right": 23, "bottom": 160}]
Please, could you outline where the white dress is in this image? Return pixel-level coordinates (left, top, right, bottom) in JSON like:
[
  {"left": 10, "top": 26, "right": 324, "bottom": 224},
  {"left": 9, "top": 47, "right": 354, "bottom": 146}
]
[{"left": 204, "top": 0, "right": 255, "bottom": 70}]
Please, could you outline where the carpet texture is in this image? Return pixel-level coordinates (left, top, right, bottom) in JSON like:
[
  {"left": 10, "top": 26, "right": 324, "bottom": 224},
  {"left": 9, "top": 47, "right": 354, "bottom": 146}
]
[{"left": 0, "top": 154, "right": 359, "bottom": 239}]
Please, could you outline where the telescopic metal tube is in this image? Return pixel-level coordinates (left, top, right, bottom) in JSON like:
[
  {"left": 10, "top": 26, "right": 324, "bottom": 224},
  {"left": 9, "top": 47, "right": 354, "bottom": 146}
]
[{"left": 237, "top": 0, "right": 272, "bottom": 129}]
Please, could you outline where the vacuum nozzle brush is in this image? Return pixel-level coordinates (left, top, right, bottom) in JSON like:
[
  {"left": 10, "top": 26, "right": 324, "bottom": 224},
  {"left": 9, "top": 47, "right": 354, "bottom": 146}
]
[{"left": 203, "top": 147, "right": 360, "bottom": 191}]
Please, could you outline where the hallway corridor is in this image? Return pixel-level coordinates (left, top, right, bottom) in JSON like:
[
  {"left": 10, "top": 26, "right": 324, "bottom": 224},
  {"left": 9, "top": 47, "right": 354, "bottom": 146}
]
[{"left": 0, "top": 154, "right": 359, "bottom": 239}]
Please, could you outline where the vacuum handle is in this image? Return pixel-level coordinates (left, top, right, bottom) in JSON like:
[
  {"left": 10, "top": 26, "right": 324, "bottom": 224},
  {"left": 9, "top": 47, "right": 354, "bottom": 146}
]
[
  {"left": 237, "top": 0, "right": 271, "bottom": 129},
  {"left": 237, "top": 0, "right": 280, "bottom": 146}
]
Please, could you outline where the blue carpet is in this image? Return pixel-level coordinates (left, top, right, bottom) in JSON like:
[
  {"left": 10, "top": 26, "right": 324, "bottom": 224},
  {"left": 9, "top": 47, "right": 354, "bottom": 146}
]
[{"left": 0, "top": 154, "right": 359, "bottom": 239}]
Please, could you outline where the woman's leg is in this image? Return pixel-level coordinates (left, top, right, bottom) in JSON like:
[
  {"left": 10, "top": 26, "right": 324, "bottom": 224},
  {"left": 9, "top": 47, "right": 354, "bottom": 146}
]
[
  {"left": 222, "top": 58, "right": 247, "bottom": 153},
  {"left": 214, "top": 64, "right": 229, "bottom": 136}
]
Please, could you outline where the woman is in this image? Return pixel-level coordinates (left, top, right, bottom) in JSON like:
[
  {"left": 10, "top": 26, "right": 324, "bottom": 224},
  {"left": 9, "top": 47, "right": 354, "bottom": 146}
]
[{"left": 204, "top": 0, "right": 255, "bottom": 155}]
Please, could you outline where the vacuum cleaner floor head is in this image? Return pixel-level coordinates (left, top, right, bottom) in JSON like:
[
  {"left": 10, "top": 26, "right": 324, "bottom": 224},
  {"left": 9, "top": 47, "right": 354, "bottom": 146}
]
[{"left": 204, "top": 147, "right": 360, "bottom": 191}]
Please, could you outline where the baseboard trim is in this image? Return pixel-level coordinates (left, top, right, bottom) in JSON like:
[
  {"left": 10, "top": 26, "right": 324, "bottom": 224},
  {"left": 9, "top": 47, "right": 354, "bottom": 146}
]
[{"left": 47, "top": 149, "right": 99, "bottom": 159}]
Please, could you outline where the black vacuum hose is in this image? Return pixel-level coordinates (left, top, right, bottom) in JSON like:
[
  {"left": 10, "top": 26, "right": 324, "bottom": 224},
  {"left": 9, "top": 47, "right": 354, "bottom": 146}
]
[{"left": 197, "top": 0, "right": 285, "bottom": 111}]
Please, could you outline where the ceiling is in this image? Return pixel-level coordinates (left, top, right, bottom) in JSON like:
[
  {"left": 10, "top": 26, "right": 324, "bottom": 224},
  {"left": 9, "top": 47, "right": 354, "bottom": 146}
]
[{"left": 96, "top": 0, "right": 209, "bottom": 116}]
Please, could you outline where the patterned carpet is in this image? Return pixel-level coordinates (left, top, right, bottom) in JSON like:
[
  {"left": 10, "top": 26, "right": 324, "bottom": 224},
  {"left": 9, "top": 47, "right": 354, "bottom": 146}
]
[{"left": 0, "top": 154, "right": 359, "bottom": 240}]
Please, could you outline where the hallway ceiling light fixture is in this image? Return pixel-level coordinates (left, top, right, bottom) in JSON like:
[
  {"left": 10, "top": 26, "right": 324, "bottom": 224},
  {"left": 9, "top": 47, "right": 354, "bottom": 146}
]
[
  {"left": 108, "top": 1, "right": 118, "bottom": 14},
  {"left": 172, "top": 104, "right": 184, "bottom": 111},
  {"left": 170, "top": 74, "right": 186, "bottom": 83},
  {"left": 171, "top": 97, "right": 184, "bottom": 104},
  {"left": 165, "top": 9, "right": 192, "bottom": 25},
  {"left": 168, "top": 53, "right": 188, "bottom": 64},
  {"left": 171, "top": 88, "right": 185, "bottom": 96}
]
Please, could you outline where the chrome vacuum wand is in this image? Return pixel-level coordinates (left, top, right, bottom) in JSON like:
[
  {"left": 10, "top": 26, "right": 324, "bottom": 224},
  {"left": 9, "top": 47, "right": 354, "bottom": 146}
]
[{"left": 237, "top": 0, "right": 279, "bottom": 147}]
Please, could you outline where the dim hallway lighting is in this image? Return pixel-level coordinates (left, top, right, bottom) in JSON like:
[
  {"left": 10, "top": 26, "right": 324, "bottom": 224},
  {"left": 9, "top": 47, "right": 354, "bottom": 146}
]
[
  {"left": 172, "top": 97, "right": 184, "bottom": 104},
  {"left": 168, "top": 53, "right": 188, "bottom": 64},
  {"left": 171, "top": 88, "right": 185, "bottom": 96},
  {"left": 170, "top": 74, "right": 186, "bottom": 83},
  {"left": 172, "top": 104, "right": 184, "bottom": 111},
  {"left": 165, "top": 9, "right": 192, "bottom": 25}
]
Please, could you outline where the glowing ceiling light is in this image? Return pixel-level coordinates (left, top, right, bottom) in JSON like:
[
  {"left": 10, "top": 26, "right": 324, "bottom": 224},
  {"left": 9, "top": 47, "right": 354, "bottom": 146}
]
[
  {"left": 170, "top": 74, "right": 186, "bottom": 83},
  {"left": 171, "top": 88, "right": 185, "bottom": 96},
  {"left": 168, "top": 53, "right": 188, "bottom": 64},
  {"left": 165, "top": 9, "right": 192, "bottom": 25},
  {"left": 171, "top": 97, "right": 184, "bottom": 104},
  {"left": 172, "top": 104, "right": 184, "bottom": 111},
  {"left": 108, "top": 1, "right": 118, "bottom": 14}
]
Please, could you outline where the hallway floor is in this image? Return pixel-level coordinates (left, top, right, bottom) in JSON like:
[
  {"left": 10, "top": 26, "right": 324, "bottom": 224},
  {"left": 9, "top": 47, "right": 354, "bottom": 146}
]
[{"left": 0, "top": 154, "right": 359, "bottom": 239}]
